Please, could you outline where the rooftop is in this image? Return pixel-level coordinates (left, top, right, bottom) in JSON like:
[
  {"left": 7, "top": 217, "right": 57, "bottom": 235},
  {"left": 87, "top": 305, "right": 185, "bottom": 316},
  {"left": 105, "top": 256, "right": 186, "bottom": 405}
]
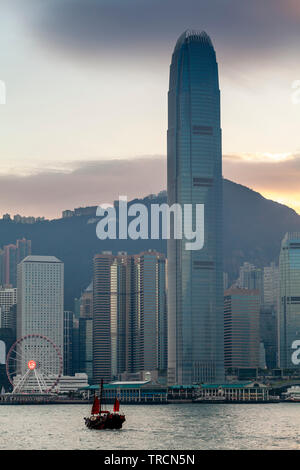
[
  {"left": 200, "top": 382, "right": 267, "bottom": 389},
  {"left": 174, "top": 30, "right": 214, "bottom": 53},
  {"left": 22, "top": 255, "right": 62, "bottom": 263}
]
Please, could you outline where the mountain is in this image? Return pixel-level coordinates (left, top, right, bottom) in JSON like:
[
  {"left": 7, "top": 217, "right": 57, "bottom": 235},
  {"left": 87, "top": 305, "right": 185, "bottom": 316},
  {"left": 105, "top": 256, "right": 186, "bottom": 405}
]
[
  {"left": 1, "top": 179, "right": 300, "bottom": 310},
  {"left": 223, "top": 179, "right": 300, "bottom": 277}
]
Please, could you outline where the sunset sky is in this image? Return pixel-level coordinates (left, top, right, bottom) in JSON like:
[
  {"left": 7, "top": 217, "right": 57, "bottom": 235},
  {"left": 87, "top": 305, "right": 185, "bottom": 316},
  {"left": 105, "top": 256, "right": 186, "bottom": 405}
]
[{"left": 0, "top": 0, "right": 300, "bottom": 217}]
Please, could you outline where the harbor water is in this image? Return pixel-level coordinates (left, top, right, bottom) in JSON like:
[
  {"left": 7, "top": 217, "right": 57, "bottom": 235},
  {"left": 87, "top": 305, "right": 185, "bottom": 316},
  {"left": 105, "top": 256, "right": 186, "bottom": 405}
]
[{"left": 1, "top": 403, "right": 300, "bottom": 450}]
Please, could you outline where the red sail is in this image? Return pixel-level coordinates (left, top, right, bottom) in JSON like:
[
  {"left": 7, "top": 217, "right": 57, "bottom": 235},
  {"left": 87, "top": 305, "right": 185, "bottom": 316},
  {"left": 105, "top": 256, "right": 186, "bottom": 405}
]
[
  {"left": 91, "top": 396, "right": 100, "bottom": 415},
  {"left": 113, "top": 398, "right": 120, "bottom": 412}
]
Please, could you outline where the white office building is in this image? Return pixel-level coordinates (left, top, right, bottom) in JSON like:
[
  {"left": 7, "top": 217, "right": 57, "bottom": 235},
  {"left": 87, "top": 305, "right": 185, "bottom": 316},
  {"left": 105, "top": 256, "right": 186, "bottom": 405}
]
[
  {"left": 0, "top": 286, "right": 17, "bottom": 329},
  {"left": 17, "top": 256, "right": 64, "bottom": 376}
]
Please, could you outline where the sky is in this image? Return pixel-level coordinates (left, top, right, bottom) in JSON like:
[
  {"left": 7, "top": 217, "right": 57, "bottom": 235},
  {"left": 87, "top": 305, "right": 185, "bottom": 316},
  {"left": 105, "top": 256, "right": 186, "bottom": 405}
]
[{"left": 0, "top": 0, "right": 300, "bottom": 218}]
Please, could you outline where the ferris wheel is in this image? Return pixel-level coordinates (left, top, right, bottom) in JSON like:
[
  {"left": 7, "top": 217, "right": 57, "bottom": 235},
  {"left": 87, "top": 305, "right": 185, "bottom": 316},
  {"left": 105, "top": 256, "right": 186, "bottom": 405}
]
[{"left": 6, "top": 334, "right": 63, "bottom": 394}]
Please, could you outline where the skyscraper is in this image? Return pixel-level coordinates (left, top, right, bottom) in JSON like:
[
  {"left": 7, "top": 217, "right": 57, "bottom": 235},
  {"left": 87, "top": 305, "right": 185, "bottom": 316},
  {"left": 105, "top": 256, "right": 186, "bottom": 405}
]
[
  {"left": 0, "top": 286, "right": 17, "bottom": 331},
  {"left": 3, "top": 244, "right": 17, "bottom": 287},
  {"left": 260, "top": 262, "right": 279, "bottom": 369},
  {"left": 79, "top": 282, "right": 93, "bottom": 318},
  {"left": 1, "top": 238, "right": 31, "bottom": 288},
  {"left": 93, "top": 251, "right": 167, "bottom": 383},
  {"left": 17, "top": 255, "right": 64, "bottom": 376},
  {"left": 93, "top": 252, "right": 132, "bottom": 383},
  {"left": 167, "top": 31, "right": 224, "bottom": 384},
  {"left": 133, "top": 251, "right": 167, "bottom": 375},
  {"left": 224, "top": 288, "right": 260, "bottom": 370},
  {"left": 263, "top": 262, "right": 279, "bottom": 310},
  {"left": 16, "top": 238, "right": 32, "bottom": 264},
  {"left": 64, "top": 310, "right": 74, "bottom": 376},
  {"left": 260, "top": 306, "right": 277, "bottom": 369},
  {"left": 78, "top": 283, "right": 93, "bottom": 381},
  {"left": 279, "top": 233, "right": 300, "bottom": 368},
  {"left": 237, "top": 262, "right": 263, "bottom": 304}
]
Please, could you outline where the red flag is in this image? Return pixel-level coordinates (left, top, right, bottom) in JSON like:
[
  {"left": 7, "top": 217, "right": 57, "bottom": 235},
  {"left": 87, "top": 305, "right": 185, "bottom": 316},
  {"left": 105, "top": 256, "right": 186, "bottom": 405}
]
[
  {"left": 91, "top": 396, "right": 100, "bottom": 415},
  {"left": 113, "top": 398, "right": 120, "bottom": 412}
]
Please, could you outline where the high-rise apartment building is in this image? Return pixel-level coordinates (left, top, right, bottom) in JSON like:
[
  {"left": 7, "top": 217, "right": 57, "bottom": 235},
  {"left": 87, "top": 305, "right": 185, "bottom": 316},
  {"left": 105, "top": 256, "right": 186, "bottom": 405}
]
[
  {"left": 17, "top": 255, "right": 64, "bottom": 376},
  {"left": 1, "top": 238, "right": 31, "bottom": 287},
  {"left": 263, "top": 262, "right": 279, "bottom": 309},
  {"left": 133, "top": 251, "right": 167, "bottom": 374},
  {"left": 93, "top": 251, "right": 167, "bottom": 383},
  {"left": 77, "top": 282, "right": 93, "bottom": 382},
  {"left": 16, "top": 238, "right": 32, "bottom": 264},
  {"left": 224, "top": 288, "right": 260, "bottom": 370},
  {"left": 237, "top": 262, "right": 263, "bottom": 303},
  {"left": 79, "top": 282, "right": 93, "bottom": 318},
  {"left": 279, "top": 233, "right": 300, "bottom": 368},
  {"left": 64, "top": 311, "right": 73, "bottom": 376},
  {"left": 3, "top": 244, "right": 17, "bottom": 287},
  {"left": 167, "top": 30, "right": 224, "bottom": 384},
  {"left": 260, "top": 262, "right": 279, "bottom": 369},
  {"left": 79, "top": 317, "right": 93, "bottom": 382},
  {"left": 93, "top": 252, "right": 131, "bottom": 383},
  {"left": 260, "top": 306, "right": 277, "bottom": 369}
]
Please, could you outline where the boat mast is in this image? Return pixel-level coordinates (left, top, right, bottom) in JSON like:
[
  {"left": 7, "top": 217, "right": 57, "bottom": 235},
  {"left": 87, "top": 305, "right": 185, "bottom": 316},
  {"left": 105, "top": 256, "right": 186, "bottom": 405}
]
[{"left": 99, "top": 379, "right": 103, "bottom": 414}]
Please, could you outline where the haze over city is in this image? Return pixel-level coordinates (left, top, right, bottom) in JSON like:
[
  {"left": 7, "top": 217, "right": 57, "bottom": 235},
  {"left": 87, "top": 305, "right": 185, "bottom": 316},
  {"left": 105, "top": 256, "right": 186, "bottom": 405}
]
[{"left": 0, "top": 0, "right": 300, "bottom": 217}]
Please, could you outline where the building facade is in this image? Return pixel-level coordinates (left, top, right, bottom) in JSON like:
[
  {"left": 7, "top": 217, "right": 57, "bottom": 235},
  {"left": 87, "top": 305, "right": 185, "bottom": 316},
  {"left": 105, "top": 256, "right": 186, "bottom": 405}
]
[
  {"left": 167, "top": 30, "right": 224, "bottom": 384},
  {"left": 263, "top": 262, "right": 279, "bottom": 309},
  {"left": 79, "top": 317, "right": 93, "bottom": 383},
  {"left": 17, "top": 255, "right": 64, "bottom": 376},
  {"left": 93, "top": 252, "right": 131, "bottom": 383},
  {"left": 1, "top": 239, "right": 31, "bottom": 288},
  {"left": 224, "top": 288, "right": 260, "bottom": 370},
  {"left": 3, "top": 244, "right": 17, "bottom": 287},
  {"left": 279, "top": 233, "right": 300, "bottom": 368},
  {"left": 0, "top": 327, "right": 15, "bottom": 392},
  {"left": 64, "top": 311, "right": 73, "bottom": 376},
  {"left": 0, "top": 287, "right": 17, "bottom": 331},
  {"left": 133, "top": 251, "right": 167, "bottom": 375},
  {"left": 93, "top": 251, "right": 167, "bottom": 383},
  {"left": 237, "top": 262, "right": 263, "bottom": 304},
  {"left": 260, "top": 306, "right": 277, "bottom": 369}
]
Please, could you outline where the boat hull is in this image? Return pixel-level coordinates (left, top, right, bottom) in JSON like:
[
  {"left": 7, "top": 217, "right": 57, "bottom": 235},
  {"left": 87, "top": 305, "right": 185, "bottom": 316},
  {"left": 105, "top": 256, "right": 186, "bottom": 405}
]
[{"left": 84, "top": 413, "right": 126, "bottom": 430}]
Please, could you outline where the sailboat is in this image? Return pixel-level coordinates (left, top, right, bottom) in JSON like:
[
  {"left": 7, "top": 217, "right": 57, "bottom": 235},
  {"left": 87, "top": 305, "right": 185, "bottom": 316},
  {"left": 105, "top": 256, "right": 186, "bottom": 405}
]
[{"left": 84, "top": 380, "right": 126, "bottom": 430}]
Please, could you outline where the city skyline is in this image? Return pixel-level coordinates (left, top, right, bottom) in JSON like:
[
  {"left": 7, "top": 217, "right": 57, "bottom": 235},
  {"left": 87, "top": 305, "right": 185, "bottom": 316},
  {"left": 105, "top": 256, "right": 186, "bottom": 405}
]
[{"left": 0, "top": 1, "right": 299, "bottom": 217}]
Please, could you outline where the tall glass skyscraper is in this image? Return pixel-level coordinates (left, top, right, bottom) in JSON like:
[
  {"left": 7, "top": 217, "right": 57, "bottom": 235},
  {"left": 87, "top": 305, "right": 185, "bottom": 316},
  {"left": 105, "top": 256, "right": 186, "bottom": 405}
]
[
  {"left": 167, "top": 31, "right": 224, "bottom": 384},
  {"left": 279, "top": 233, "right": 300, "bottom": 368}
]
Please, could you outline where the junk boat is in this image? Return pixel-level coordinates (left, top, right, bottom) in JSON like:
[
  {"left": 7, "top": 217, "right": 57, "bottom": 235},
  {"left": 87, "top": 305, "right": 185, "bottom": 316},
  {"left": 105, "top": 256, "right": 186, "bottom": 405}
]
[{"left": 84, "top": 380, "right": 125, "bottom": 430}]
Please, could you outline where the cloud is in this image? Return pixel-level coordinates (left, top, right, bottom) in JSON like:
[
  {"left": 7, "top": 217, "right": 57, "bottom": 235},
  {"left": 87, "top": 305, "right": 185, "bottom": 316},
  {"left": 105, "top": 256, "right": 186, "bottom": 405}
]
[
  {"left": 0, "top": 157, "right": 166, "bottom": 219},
  {"left": 13, "top": 0, "right": 300, "bottom": 63},
  {"left": 1, "top": 151, "right": 300, "bottom": 219},
  {"left": 223, "top": 152, "right": 300, "bottom": 213}
]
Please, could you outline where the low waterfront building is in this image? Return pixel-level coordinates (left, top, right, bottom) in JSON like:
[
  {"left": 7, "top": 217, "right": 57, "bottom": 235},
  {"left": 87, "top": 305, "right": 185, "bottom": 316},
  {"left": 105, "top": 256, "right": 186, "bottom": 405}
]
[
  {"left": 12, "top": 372, "right": 88, "bottom": 394},
  {"left": 80, "top": 380, "right": 168, "bottom": 403},
  {"left": 196, "top": 382, "right": 271, "bottom": 402},
  {"left": 167, "top": 385, "right": 198, "bottom": 400},
  {"left": 56, "top": 373, "right": 89, "bottom": 393}
]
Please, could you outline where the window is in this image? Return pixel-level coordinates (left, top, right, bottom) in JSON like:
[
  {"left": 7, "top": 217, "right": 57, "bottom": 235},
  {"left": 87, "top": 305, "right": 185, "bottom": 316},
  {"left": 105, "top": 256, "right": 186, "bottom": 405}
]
[
  {"left": 193, "top": 177, "right": 213, "bottom": 187},
  {"left": 192, "top": 125, "right": 213, "bottom": 135},
  {"left": 193, "top": 261, "right": 214, "bottom": 270}
]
